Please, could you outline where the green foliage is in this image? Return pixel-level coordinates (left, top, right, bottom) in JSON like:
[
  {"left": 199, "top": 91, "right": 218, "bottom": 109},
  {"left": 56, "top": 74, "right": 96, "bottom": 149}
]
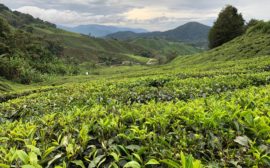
[
  {"left": 247, "top": 21, "right": 270, "bottom": 34},
  {"left": 0, "top": 17, "right": 11, "bottom": 39},
  {"left": 209, "top": 5, "right": 245, "bottom": 49},
  {"left": 0, "top": 81, "right": 12, "bottom": 93},
  {"left": 0, "top": 4, "right": 55, "bottom": 28},
  {"left": 245, "top": 19, "right": 260, "bottom": 31},
  {"left": 0, "top": 16, "right": 79, "bottom": 84}
]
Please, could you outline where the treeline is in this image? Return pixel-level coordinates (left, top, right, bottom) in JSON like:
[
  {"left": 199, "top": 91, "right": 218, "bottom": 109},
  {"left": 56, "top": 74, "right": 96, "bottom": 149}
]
[
  {"left": 0, "top": 4, "right": 56, "bottom": 29},
  {"left": 0, "top": 17, "right": 78, "bottom": 84}
]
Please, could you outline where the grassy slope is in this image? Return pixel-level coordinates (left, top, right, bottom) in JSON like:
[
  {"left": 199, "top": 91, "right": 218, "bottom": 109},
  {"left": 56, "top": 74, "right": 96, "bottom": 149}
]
[
  {"left": 33, "top": 26, "right": 202, "bottom": 64},
  {"left": 172, "top": 23, "right": 270, "bottom": 65},
  {"left": 32, "top": 26, "right": 150, "bottom": 63},
  {"left": 129, "top": 38, "right": 202, "bottom": 56}
]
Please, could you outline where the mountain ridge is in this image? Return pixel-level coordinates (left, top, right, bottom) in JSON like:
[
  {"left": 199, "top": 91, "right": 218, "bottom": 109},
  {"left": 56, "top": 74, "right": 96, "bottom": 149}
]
[
  {"left": 106, "top": 22, "right": 211, "bottom": 48},
  {"left": 58, "top": 24, "right": 148, "bottom": 37}
]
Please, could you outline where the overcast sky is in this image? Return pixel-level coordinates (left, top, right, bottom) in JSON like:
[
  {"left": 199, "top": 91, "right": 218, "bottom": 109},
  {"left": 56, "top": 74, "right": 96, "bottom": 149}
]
[{"left": 1, "top": 0, "right": 269, "bottom": 31}]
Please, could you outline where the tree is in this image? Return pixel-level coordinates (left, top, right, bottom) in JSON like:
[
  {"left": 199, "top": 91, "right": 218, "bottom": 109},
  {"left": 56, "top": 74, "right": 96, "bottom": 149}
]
[{"left": 209, "top": 5, "right": 245, "bottom": 49}]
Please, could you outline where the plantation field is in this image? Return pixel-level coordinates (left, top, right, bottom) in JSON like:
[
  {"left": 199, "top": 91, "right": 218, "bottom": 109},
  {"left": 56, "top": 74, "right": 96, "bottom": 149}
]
[{"left": 1, "top": 54, "right": 270, "bottom": 167}]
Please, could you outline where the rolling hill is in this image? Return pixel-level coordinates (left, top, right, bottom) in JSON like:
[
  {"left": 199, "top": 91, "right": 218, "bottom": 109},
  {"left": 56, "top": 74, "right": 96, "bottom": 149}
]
[
  {"left": 107, "top": 22, "right": 211, "bottom": 48},
  {"left": 58, "top": 24, "right": 148, "bottom": 37},
  {"left": 0, "top": 4, "right": 154, "bottom": 64},
  {"left": 0, "top": 3, "right": 200, "bottom": 65},
  {"left": 0, "top": 3, "right": 202, "bottom": 84}
]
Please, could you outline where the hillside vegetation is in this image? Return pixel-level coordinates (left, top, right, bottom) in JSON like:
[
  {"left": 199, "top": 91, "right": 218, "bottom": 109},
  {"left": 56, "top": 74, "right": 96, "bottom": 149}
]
[
  {"left": 0, "top": 16, "right": 78, "bottom": 84},
  {"left": 0, "top": 20, "right": 270, "bottom": 168},
  {"left": 129, "top": 38, "right": 201, "bottom": 62},
  {"left": 173, "top": 21, "right": 270, "bottom": 64},
  {"left": 0, "top": 4, "right": 201, "bottom": 84}
]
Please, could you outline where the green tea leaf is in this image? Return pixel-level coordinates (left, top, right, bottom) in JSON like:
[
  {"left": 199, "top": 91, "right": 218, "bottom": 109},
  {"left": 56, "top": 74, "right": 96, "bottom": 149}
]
[
  {"left": 160, "top": 159, "right": 181, "bottom": 168},
  {"left": 145, "top": 159, "right": 160, "bottom": 165},
  {"left": 0, "top": 163, "right": 10, "bottom": 168},
  {"left": 16, "top": 150, "right": 29, "bottom": 164},
  {"left": 123, "top": 161, "right": 141, "bottom": 168},
  {"left": 22, "top": 165, "right": 35, "bottom": 168},
  {"left": 88, "top": 155, "right": 105, "bottom": 168},
  {"left": 71, "top": 160, "right": 85, "bottom": 168}
]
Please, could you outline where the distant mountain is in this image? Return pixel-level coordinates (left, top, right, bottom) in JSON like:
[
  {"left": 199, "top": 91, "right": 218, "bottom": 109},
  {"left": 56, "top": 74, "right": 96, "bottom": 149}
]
[
  {"left": 58, "top": 24, "right": 148, "bottom": 37},
  {"left": 106, "top": 22, "right": 211, "bottom": 48}
]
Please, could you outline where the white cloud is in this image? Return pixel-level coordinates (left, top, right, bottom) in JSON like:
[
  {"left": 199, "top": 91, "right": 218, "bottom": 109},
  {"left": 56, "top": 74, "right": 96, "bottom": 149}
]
[
  {"left": 16, "top": 6, "right": 126, "bottom": 26},
  {"left": 124, "top": 7, "right": 217, "bottom": 21},
  {"left": 17, "top": 6, "right": 86, "bottom": 25},
  {"left": 3, "top": 0, "right": 269, "bottom": 31}
]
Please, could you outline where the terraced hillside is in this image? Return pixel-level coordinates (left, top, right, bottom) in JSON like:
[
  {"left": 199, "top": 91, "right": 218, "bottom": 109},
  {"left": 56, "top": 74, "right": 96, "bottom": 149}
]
[{"left": 0, "top": 21, "right": 270, "bottom": 167}]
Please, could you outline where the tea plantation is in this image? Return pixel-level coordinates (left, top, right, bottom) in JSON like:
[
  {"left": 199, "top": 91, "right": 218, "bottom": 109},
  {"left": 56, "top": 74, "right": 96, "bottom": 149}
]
[{"left": 0, "top": 20, "right": 270, "bottom": 168}]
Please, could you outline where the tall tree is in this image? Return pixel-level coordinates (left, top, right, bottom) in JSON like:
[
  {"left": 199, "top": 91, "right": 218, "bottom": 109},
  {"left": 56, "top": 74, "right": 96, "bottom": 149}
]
[{"left": 209, "top": 5, "right": 245, "bottom": 49}]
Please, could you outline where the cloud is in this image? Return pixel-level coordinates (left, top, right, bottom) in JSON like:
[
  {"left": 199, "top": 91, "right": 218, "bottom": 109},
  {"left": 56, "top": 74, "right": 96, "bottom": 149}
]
[
  {"left": 16, "top": 6, "right": 128, "bottom": 26},
  {"left": 124, "top": 7, "right": 217, "bottom": 21},
  {"left": 2, "top": 0, "right": 270, "bottom": 31}
]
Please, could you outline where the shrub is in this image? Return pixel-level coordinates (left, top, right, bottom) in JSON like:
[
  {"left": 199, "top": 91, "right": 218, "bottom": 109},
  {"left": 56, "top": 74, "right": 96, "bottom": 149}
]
[{"left": 19, "top": 68, "right": 43, "bottom": 84}]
